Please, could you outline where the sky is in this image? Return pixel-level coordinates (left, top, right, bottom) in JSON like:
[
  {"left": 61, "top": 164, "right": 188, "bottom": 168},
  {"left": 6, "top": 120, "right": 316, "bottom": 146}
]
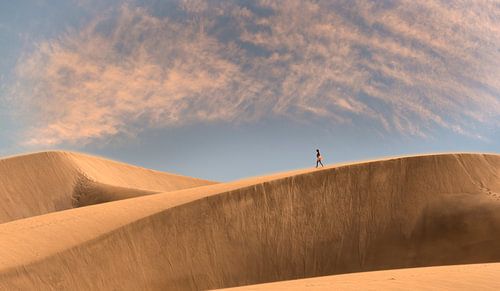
[{"left": 0, "top": 0, "right": 499, "bottom": 181}]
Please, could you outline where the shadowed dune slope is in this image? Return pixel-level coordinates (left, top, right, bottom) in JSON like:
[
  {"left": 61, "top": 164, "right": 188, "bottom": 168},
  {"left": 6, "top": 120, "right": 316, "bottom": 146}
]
[
  {"left": 0, "top": 153, "right": 498, "bottom": 290},
  {"left": 220, "top": 263, "right": 500, "bottom": 290},
  {"left": 0, "top": 151, "right": 216, "bottom": 223}
]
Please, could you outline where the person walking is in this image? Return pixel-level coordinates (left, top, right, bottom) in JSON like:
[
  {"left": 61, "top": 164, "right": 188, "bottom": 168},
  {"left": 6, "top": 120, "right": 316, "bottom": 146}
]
[{"left": 316, "top": 149, "right": 324, "bottom": 168}]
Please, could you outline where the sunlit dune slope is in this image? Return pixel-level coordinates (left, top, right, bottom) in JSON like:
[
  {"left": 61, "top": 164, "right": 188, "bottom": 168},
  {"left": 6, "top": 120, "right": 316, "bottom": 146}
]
[
  {"left": 0, "top": 153, "right": 498, "bottom": 290},
  {"left": 219, "top": 263, "right": 500, "bottom": 291},
  {"left": 0, "top": 151, "right": 216, "bottom": 223}
]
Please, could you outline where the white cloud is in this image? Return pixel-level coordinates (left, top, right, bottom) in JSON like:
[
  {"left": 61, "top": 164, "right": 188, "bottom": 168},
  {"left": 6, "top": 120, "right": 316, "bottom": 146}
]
[{"left": 7, "top": 0, "right": 500, "bottom": 146}]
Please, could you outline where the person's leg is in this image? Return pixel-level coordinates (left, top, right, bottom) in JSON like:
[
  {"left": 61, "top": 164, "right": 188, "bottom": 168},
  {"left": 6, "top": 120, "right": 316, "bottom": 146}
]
[
  {"left": 316, "top": 160, "right": 319, "bottom": 168},
  {"left": 320, "top": 160, "right": 324, "bottom": 167}
]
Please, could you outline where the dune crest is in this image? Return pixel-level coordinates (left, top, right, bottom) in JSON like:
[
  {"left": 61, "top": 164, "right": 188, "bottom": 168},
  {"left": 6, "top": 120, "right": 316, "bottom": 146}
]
[
  {"left": 0, "top": 153, "right": 498, "bottom": 290},
  {"left": 0, "top": 151, "right": 216, "bottom": 223}
]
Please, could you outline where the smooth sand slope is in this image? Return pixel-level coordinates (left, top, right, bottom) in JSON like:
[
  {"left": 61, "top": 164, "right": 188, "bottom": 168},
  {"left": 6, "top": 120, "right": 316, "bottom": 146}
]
[
  {"left": 0, "top": 151, "right": 215, "bottom": 223},
  {"left": 221, "top": 263, "right": 500, "bottom": 290},
  {"left": 0, "top": 153, "right": 498, "bottom": 290}
]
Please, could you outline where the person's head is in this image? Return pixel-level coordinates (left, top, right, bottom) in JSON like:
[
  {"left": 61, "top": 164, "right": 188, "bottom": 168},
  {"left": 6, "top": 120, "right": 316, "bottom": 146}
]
[{"left": 316, "top": 149, "right": 319, "bottom": 152}]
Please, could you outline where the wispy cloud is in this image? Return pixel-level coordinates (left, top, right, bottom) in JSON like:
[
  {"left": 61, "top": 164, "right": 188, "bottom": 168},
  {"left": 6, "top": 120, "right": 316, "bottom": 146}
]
[{"left": 7, "top": 0, "right": 500, "bottom": 146}]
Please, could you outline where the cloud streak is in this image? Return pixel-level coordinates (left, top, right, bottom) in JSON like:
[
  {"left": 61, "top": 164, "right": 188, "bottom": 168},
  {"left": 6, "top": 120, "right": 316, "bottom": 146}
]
[{"left": 7, "top": 0, "right": 500, "bottom": 146}]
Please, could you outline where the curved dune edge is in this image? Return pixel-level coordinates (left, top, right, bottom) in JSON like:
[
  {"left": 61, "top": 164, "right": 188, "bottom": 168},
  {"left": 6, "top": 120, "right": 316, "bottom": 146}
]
[
  {"left": 218, "top": 263, "right": 500, "bottom": 290},
  {"left": 72, "top": 179, "right": 158, "bottom": 207},
  {"left": 0, "top": 153, "right": 498, "bottom": 290},
  {"left": 0, "top": 151, "right": 216, "bottom": 223}
]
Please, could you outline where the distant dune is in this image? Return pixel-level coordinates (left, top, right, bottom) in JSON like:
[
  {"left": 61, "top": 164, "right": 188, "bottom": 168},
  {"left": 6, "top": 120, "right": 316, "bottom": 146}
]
[
  {"left": 0, "top": 151, "right": 216, "bottom": 223},
  {"left": 0, "top": 152, "right": 498, "bottom": 290}
]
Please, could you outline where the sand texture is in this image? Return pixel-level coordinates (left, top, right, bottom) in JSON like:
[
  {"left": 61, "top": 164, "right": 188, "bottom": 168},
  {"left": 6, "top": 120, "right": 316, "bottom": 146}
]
[{"left": 0, "top": 152, "right": 498, "bottom": 290}]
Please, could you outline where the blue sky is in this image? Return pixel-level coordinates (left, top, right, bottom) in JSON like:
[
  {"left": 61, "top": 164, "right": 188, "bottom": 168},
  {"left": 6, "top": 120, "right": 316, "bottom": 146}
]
[{"left": 1, "top": 0, "right": 499, "bottom": 181}]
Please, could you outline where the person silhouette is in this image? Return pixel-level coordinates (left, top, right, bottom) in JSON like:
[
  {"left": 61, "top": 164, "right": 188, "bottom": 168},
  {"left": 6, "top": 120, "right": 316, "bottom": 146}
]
[{"left": 316, "top": 149, "right": 324, "bottom": 168}]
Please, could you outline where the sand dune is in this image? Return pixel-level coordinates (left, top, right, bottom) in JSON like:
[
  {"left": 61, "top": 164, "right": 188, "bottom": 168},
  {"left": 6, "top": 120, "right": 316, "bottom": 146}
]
[
  {"left": 0, "top": 151, "right": 215, "bottom": 223},
  {"left": 220, "top": 263, "right": 500, "bottom": 290},
  {"left": 0, "top": 152, "right": 498, "bottom": 290}
]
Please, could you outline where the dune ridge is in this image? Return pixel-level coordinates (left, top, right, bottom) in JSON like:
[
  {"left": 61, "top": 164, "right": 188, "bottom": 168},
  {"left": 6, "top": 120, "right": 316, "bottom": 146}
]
[
  {"left": 0, "top": 151, "right": 216, "bottom": 223},
  {"left": 0, "top": 153, "right": 498, "bottom": 290}
]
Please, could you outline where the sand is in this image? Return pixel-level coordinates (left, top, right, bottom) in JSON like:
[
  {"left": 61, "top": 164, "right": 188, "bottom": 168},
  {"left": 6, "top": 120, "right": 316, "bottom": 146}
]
[
  {"left": 220, "top": 263, "right": 500, "bottom": 290},
  {"left": 0, "top": 152, "right": 498, "bottom": 290},
  {"left": 0, "top": 151, "right": 215, "bottom": 223}
]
